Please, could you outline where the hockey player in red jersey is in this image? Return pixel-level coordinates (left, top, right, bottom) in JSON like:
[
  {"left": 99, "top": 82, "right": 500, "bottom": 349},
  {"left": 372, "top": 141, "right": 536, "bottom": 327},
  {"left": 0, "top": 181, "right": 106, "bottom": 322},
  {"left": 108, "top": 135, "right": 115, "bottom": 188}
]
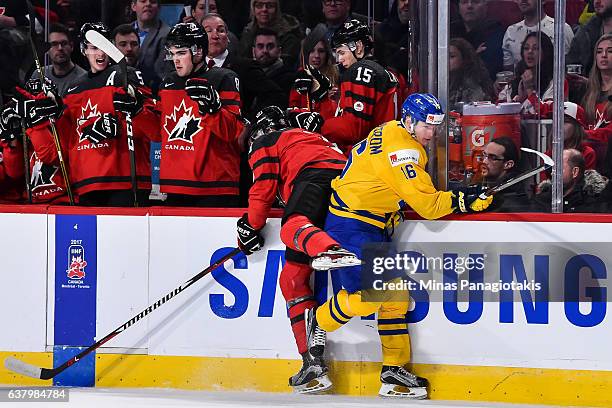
[
  {"left": 235, "top": 106, "right": 360, "bottom": 394},
  {"left": 0, "top": 102, "right": 25, "bottom": 202},
  {"left": 155, "top": 22, "right": 243, "bottom": 207},
  {"left": 17, "top": 22, "right": 159, "bottom": 206},
  {"left": 308, "top": 19, "right": 400, "bottom": 153}
]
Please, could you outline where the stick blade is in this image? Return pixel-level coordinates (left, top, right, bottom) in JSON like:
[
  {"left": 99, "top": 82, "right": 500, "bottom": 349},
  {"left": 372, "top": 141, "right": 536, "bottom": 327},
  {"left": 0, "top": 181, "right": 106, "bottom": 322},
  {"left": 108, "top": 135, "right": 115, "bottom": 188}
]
[
  {"left": 521, "top": 147, "right": 555, "bottom": 167},
  {"left": 5, "top": 357, "right": 43, "bottom": 379},
  {"left": 85, "top": 30, "right": 124, "bottom": 64}
]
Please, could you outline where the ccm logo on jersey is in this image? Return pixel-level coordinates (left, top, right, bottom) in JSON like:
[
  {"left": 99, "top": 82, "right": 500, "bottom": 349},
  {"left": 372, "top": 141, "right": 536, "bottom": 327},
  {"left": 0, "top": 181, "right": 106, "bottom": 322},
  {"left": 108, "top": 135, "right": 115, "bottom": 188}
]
[{"left": 388, "top": 149, "right": 420, "bottom": 167}]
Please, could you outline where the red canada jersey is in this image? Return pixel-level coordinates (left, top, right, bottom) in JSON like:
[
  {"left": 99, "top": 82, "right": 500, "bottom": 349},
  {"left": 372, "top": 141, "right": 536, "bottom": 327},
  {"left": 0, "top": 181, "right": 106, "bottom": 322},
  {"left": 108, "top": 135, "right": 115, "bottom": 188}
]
[
  {"left": 0, "top": 142, "right": 25, "bottom": 203},
  {"left": 247, "top": 128, "right": 346, "bottom": 229},
  {"left": 28, "top": 65, "right": 159, "bottom": 197},
  {"left": 28, "top": 149, "right": 68, "bottom": 204},
  {"left": 321, "top": 59, "right": 399, "bottom": 153},
  {"left": 156, "top": 67, "right": 243, "bottom": 196}
]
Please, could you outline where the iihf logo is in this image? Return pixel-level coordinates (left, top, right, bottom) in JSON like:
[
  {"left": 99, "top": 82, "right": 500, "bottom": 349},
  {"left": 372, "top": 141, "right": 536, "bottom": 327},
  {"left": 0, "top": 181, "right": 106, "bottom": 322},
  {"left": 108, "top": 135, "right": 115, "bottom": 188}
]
[{"left": 67, "top": 244, "right": 87, "bottom": 280}]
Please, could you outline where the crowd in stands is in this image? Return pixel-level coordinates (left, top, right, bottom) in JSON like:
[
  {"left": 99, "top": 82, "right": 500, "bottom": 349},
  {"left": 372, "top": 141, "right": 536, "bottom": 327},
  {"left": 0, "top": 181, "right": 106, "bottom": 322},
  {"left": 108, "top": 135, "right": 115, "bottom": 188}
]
[{"left": 1, "top": 0, "right": 612, "bottom": 213}]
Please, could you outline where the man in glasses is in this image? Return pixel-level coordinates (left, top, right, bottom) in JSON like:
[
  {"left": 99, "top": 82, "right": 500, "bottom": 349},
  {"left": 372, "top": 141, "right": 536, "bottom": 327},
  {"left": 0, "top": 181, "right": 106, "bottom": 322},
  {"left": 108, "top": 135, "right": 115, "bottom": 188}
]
[
  {"left": 30, "top": 23, "right": 86, "bottom": 96},
  {"left": 480, "top": 136, "right": 518, "bottom": 187}
]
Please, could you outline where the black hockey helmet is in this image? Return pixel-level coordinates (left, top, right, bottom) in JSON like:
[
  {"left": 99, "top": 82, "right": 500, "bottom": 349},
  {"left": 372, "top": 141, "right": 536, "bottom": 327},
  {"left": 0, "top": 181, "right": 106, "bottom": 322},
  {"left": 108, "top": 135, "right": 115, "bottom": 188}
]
[
  {"left": 165, "top": 22, "right": 208, "bottom": 55},
  {"left": 80, "top": 22, "right": 110, "bottom": 54},
  {"left": 331, "top": 19, "right": 373, "bottom": 56},
  {"left": 249, "top": 106, "right": 290, "bottom": 144}
]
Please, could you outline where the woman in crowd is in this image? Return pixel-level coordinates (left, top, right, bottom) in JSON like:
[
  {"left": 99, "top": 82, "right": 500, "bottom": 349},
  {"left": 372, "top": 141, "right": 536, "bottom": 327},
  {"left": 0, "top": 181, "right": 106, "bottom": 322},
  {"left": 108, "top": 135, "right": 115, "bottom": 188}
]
[
  {"left": 238, "top": 0, "right": 303, "bottom": 68},
  {"left": 448, "top": 38, "right": 495, "bottom": 110},
  {"left": 288, "top": 24, "right": 339, "bottom": 120},
  {"left": 513, "top": 32, "right": 556, "bottom": 103}
]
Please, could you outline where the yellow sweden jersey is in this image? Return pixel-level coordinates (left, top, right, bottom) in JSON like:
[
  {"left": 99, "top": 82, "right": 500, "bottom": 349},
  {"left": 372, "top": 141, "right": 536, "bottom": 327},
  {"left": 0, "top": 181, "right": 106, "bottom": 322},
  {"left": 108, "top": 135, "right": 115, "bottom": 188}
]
[{"left": 329, "top": 120, "right": 455, "bottom": 228}]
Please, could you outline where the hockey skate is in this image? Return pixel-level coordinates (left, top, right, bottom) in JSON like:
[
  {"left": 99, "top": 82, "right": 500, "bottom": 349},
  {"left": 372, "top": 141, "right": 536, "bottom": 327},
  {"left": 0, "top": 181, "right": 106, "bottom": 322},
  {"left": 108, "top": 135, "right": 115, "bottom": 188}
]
[
  {"left": 379, "top": 365, "right": 428, "bottom": 399},
  {"left": 289, "top": 353, "right": 332, "bottom": 394},
  {"left": 310, "top": 247, "right": 362, "bottom": 271},
  {"left": 305, "top": 308, "right": 326, "bottom": 358}
]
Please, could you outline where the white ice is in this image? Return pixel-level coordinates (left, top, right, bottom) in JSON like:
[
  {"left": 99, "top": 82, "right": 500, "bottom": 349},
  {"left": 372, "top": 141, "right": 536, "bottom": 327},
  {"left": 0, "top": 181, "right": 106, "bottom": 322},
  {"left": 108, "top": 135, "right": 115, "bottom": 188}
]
[{"left": 16, "top": 388, "right": 582, "bottom": 408}]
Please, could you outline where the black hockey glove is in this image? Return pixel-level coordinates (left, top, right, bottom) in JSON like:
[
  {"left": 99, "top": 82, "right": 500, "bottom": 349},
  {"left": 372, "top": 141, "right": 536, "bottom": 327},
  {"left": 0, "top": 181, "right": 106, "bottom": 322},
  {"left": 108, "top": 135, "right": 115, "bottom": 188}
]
[
  {"left": 81, "top": 113, "right": 119, "bottom": 144},
  {"left": 293, "top": 66, "right": 331, "bottom": 102},
  {"left": 113, "top": 84, "right": 143, "bottom": 116},
  {"left": 14, "top": 85, "right": 63, "bottom": 128},
  {"left": 185, "top": 78, "right": 222, "bottom": 115},
  {"left": 451, "top": 185, "right": 494, "bottom": 213},
  {"left": 0, "top": 102, "right": 22, "bottom": 143},
  {"left": 287, "top": 110, "right": 324, "bottom": 133},
  {"left": 236, "top": 213, "right": 265, "bottom": 255}
]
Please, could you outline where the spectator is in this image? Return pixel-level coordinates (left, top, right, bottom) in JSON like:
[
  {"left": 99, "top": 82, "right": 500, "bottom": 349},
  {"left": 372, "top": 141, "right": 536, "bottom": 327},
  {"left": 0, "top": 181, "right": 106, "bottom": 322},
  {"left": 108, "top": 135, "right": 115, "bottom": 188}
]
[
  {"left": 112, "top": 24, "right": 141, "bottom": 68},
  {"left": 533, "top": 149, "right": 608, "bottom": 212},
  {"left": 450, "top": 0, "right": 504, "bottom": 80},
  {"left": 252, "top": 28, "right": 296, "bottom": 101},
  {"left": 131, "top": 0, "right": 171, "bottom": 92},
  {"left": 567, "top": 0, "right": 612, "bottom": 76},
  {"left": 477, "top": 136, "right": 532, "bottom": 211},
  {"left": 322, "top": 0, "right": 354, "bottom": 44},
  {"left": 448, "top": 38, "right": 495, "bottom": 110},
  {"left": 239, "top": 0, "right": 304, "bottom": 68},
  {"left": 502, "top": 0, "right": 573, "bottom": 72},
  {"left": 203, "top": 13, "right": 286, "bottom": 117},
  {"left": 182, "top": 0, "right": 241, "bottom": 54},
  {"left": 375, "top": 0, "right": 413, "bottom": 66},
  {"left": 542, "top": 102, "right": 597, "bottom": 181},
  {"left": 288, "top": 23, "right": 339, "bottom": 119},
  {"left": 30, "top": 23, "right": 86, "bottom": 96},
  {"left": 512, "top": 32, "right": 555, "bottom": 102},
  {"left": 215, "top": 0, "right": 251, "bottom": 35}
]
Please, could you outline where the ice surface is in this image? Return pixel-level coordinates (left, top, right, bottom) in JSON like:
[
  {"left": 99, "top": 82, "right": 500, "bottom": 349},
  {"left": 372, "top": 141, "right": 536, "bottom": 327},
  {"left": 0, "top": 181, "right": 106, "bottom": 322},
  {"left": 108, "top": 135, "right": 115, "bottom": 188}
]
[{"left": 16, "top": 388, "right": 579, "bottom": 408}]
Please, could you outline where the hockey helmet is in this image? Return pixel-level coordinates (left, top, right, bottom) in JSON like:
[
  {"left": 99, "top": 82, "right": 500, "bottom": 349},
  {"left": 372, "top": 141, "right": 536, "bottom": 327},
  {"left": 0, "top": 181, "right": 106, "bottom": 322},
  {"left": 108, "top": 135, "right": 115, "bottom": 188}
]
[
  {"left": 331, "top": 19, "right": 373, "bottom": 56},
  {"left": 249, "top": 106, "right": 290, "bottom": 144},
  {"left": 401, "top": 93, "right": 445, "bottom": 132},
  {"left": 80, "top": 22, "right": 110, "bottom": 55},
  {"left": 165, "top": 22, "right": 208, "bottom": 56}
]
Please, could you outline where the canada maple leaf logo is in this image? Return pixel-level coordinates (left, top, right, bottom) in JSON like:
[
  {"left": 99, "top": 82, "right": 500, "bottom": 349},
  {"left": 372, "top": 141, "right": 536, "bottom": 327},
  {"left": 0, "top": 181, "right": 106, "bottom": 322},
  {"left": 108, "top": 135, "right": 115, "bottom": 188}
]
[
  {"left": 77, "top": 99, "right": 100, "bottom": 141},
  {"left": 31, "top": 152, "right": 58, "bottom": 189},
  {"left": 164, "top": 100, "right": 203, "bottom": 143}
]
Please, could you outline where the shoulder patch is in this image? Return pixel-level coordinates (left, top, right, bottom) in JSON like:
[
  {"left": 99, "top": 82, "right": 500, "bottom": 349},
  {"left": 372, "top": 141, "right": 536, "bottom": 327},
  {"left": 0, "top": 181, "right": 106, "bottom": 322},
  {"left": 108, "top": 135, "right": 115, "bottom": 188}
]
[
  {"left": 388, "top": 149, "right": 420, "bottom": 167},
  {"left": 353, "top": 101, "right": 364, "bottom": 112}
]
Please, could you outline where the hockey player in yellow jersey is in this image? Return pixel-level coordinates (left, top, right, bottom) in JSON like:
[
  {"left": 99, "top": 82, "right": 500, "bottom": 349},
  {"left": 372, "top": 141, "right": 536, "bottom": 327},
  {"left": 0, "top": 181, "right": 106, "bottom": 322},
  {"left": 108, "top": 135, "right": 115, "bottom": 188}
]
[{"left": 305, "top": 93, "right": 494, "bottom": 399}]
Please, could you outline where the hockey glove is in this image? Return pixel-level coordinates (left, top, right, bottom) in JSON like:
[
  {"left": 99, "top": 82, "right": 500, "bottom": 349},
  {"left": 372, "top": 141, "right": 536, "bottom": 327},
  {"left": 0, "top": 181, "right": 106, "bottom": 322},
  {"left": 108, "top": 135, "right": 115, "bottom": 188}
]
[
  {"left": 451, "top": 185, "right": 494, "bottom": 213},
  {"left": 81, "top": 113, "right": 119, "bottom": 144},
  {"left": 305, "top": 65, "right": 331, "bottom": 102},
  {"left": 293, "top": 70, "right": 314, "bottom": 95},
  {"left": 14, "top": 86, "right": 63, "bottom": 128},
  {"left": 113, "top": 84, "right": 143, "bottom": 116},
  {"left": 287, "top": 110, "right": 324, "bottom": 133},
  {"left": 185, "top": 78, "right": 222, "bottom": 114},
  {"left": 236, "top": 213, "right": 265, "bottom": 255},
  {"left": 0, "top": 102, "right": 22, "bottom": 143}
]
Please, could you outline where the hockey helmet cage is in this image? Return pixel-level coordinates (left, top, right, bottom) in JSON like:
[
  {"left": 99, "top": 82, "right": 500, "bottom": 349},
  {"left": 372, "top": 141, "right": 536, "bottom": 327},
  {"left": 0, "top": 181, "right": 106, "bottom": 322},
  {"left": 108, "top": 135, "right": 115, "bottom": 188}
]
[
  {"left": 80, "top": 22, "right": 110, "bottom": 54},
  {"left": 331, "top": 19, "right": 373, "bottom": 55},
  {"left": 401, "top": 93, "right": 445, "bottom": 131},
  {"left": 165, "top": 22, "right": 208, "bottom": 57},
  {"left": 249, "top": 106, "right": 290, "bottom": 144}
]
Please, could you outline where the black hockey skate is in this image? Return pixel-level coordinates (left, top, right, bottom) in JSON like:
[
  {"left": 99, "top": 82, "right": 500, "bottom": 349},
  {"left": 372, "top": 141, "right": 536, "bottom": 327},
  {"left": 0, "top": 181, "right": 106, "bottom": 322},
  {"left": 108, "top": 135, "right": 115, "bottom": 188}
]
[
  {"left": 305, "top": 308, "right": 326, "bottom": 358},
  {"left": 379, "top": 365, "right": 428, "bottom": 399},
  {"left": 289, "top": 353, "right": 332, "bottom": 394}
]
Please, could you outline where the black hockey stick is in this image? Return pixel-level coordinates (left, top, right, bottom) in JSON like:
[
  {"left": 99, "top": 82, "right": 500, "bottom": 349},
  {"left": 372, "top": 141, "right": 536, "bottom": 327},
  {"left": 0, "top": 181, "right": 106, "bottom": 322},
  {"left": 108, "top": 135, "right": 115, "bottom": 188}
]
[
  {"left": 85, "top": 30, "right": 139, "bottom": 207},
  {"left": 482, "top": 147, "right": 554, "bottom": 197},
  {"left": 5, "top": 247, "right": 242, "bottom": 380},
  {"left": 25, "top": 1, "right": 74, "bottom": 205}
]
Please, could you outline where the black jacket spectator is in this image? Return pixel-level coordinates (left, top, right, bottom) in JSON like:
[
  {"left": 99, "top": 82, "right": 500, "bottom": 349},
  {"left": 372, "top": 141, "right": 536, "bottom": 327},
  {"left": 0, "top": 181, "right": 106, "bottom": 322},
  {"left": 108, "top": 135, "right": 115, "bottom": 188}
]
[
  {"left": 450, "top": 17, "right": 504, "bottom": 80},
  {"left": 374, "top": 0, "right": 414, "bottom": 68},
  {"left": 567, "top": 15, "right": 605, "bottom": 77}
]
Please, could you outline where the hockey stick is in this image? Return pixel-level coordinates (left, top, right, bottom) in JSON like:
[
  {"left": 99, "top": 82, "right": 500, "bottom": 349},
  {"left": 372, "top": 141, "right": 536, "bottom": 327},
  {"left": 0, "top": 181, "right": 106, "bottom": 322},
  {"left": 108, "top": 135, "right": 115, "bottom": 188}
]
[
  {"left": 25, "top": 1, "right": 74, "bottom": 205},
  {"left": 482, "top": 147, "right": 554, "bottom": 197},
  {"left": 5, "top": 247, "right": 242, "bottom": 380},
  {"left": 85, "top": 30, "right": 139, "bottom": 207}
]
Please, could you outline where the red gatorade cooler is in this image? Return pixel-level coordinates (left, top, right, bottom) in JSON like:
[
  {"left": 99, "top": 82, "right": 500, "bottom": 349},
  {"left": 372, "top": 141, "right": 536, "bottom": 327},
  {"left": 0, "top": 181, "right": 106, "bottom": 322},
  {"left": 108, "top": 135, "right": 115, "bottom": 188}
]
[{"left": 461, "top": 102, "right": 521, "bottom": 173}]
